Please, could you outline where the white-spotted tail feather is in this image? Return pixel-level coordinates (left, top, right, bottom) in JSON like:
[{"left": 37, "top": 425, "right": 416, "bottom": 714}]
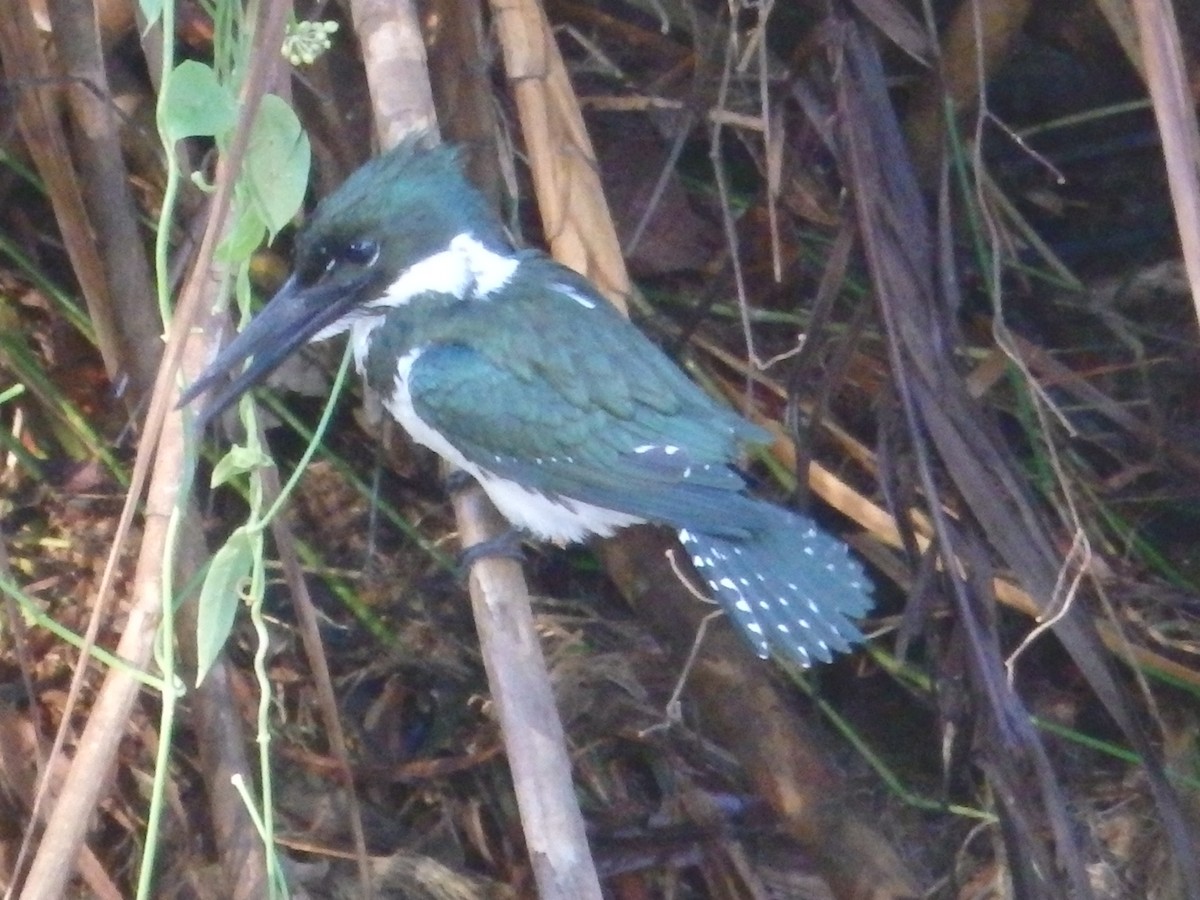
[{"left": 678, "top": 509, "right": 870, "bottom": 668}]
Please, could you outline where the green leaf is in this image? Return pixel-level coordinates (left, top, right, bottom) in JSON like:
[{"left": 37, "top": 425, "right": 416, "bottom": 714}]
[
  {"left": 210, "top": 441, "right": 273, "bottom": 488},
  {"left": 161, "top": 61, "right": 236, "bottom": 143},
  {"left": 217, "top": 205, "right": 268, "bottom": 264},
  {"left": 244, "top": 96, "right": 311, "bottom": 239},
  {"left": 195, "top": 526, "right": 259, "bottom": 686}
]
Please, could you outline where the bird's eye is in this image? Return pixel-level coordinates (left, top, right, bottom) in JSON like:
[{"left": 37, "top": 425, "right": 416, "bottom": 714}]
[{"left": 341, "top": 239, "right": 379, "bottom": 267}]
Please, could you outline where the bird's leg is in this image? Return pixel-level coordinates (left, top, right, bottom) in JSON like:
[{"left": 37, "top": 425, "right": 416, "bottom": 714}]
[
  {"left": 443, "top": 468, "right": 478, "bottom": 496},
  {"left": 458, "top": 529, "right": 525, "bottom": 573},
  {"left": 443, "top": 469, "right": 524, "bottom": 571}
]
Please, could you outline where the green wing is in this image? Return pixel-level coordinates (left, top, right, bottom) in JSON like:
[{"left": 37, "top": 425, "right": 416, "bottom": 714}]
[{"left": 367, "top": 258, "right": 773, "bottom": 535}]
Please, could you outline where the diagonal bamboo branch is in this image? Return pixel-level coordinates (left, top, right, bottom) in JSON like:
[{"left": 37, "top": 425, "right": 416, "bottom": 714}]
[
  {"left": 1129, "top": 0, "right": 1200, "bottom": 329},
  {"left": 15, "top": 3, "right": 292, "bottom": 895},
  {"left": 348, "top": 0, "right": 604, "bottom": 896}
]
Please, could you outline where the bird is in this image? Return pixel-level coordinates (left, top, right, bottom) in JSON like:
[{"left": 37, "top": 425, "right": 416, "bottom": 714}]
[{"left": 180, "top": 137, "right": 872, "bottom": 668}]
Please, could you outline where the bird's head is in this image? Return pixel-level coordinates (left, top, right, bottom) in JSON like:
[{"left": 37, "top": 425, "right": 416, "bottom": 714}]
[{"left": 179, "top": 137, "right": 510, "bottom": 423}]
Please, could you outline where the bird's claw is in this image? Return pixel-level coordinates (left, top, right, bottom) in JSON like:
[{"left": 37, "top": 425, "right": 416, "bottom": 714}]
[
  {"left": 458, "top": 529, "right": 525, "bottom": 575},
  {"left": 444, "top": 469, "right": 478, "bottom": 496}
]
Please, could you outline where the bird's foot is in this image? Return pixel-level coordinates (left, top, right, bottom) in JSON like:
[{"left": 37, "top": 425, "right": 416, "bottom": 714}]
[
  {"left": 458, "top": 529, "right": 525, "bottom": 574},
  {"left": 444, "top": 469, "right": 477, "bottom": 496}
]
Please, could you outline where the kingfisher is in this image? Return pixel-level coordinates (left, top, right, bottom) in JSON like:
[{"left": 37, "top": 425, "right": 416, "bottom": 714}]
[{"left": 180, "top": 137, "right": 872, "bottom": 668}]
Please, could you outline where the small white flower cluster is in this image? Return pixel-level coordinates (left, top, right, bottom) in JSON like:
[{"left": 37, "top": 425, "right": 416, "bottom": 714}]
[{"left": 282, "top": 20, "right": 339, "bottom": 67}]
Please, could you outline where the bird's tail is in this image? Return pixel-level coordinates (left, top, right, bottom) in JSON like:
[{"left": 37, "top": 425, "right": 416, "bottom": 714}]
[{"left": 678, "top": 506, "right": 871, "bottom": 668}]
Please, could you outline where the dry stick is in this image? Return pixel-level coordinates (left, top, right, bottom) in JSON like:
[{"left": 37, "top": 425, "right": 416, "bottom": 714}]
[
  {"left": 18, "top": 324, "right": 188, "bottom": 900},
  {"left": 488, "top": 0, "right": 631, "bottom": 310},
  {"left": 1, "top": 3, "right": 168, "bottom": 883},
  {"left": 0, "top": 3, "right": 124, "bottom": 384},
  {"left": 25, "top": 7, "right": 254, "bottom": 892},
  {"left": 15, "top": 3, "right": 292, "bottom": 895},
  {"left": 174, "top": 507, "right": 270, "bottom": 900},
  {"left": 484, "top": 0, "right": 626, "bottom": 893},
  {"left": 346, "top": 0, "right": 603, "bottom": 895},
  {"left": 452, "top": 489, "right": 605, "bottom": 898},
  {"left": 1129, "top": 0, "right": 1200, "bottom": 329},
  {"left": 258, "top": 463, "right": 373, "bottom": 898},
  {"left": 349, "top": 0, "right": 438, "bottom": 150},
  {"left": 44, "top": 0, "right": 162, "bottom": 403}
]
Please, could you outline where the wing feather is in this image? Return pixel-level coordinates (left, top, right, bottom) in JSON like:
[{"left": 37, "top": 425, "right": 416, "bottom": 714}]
[{"left": 406, "top": 343, "right": 767, "bottom": 537}]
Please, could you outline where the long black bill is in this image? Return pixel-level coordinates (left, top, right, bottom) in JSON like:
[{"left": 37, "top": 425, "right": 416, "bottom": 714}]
[{"left": 178, "top": 274, "right": 362, "bottom": 430}]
